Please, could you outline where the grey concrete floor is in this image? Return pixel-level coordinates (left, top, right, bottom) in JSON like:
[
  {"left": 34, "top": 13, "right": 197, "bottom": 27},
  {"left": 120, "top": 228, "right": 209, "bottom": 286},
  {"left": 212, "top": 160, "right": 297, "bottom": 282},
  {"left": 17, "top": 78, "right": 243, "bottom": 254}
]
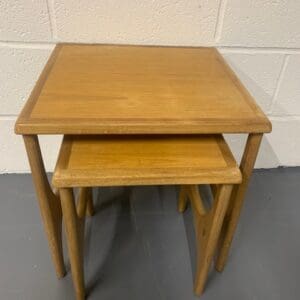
[{"left": 0, "top": 168, "right": 299, "bottom": 299}]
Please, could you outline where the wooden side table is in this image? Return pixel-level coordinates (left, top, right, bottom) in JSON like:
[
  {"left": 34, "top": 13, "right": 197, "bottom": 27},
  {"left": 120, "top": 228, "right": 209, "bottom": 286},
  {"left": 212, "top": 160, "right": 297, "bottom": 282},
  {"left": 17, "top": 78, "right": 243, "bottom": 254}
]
[
  {"left": 15, "top": 44, "right": 271, "bottom": 278},
  {"left": 52, "top": 135, "right": 242, "bottom": 299}
]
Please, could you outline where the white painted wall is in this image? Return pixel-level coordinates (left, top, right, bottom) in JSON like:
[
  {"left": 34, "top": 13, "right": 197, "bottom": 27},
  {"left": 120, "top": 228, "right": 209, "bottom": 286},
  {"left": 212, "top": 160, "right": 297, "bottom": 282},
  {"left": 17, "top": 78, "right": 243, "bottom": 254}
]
[{"left": 1, "top": 0, "right": 299, "bottom": 173}]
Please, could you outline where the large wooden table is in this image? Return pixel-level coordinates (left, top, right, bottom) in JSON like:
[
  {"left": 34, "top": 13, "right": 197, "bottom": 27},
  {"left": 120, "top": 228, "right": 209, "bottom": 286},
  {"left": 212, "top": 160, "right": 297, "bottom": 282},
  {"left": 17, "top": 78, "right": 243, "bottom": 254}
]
[{"left": 15, "top": 44, "right": 271, "bottom": 277}]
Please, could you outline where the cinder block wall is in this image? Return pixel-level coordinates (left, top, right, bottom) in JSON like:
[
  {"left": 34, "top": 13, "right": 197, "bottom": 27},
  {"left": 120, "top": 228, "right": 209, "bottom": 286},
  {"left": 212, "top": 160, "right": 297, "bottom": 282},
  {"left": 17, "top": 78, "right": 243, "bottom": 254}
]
[{"left": 1, "top": 0, "right": 299, "bottom": 173}]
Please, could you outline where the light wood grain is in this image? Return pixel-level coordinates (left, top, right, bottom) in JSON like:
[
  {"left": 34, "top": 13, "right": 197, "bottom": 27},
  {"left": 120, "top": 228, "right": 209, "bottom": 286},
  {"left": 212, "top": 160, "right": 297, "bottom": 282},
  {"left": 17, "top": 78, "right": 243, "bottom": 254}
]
[
  {"left": 59, "top": 188, "right": 96, "bottom": 300},
  {"left": 85, "top": 188, "right": 94, "bottom": 217},
  {"left": 23, "top": 135, "right": 65, "bottom": 278},
  {"left": 52, "top": 135, "right": 242, "bottom": 188},
  {"left": 60, "top": 188, "right": 85, "bottom": 300},
  {"left": 181, "top": 184, "right": 232, "bottom": 295},
  {"left": 76, "top": 188, "right": 94, "bottom": 218},
  {"left": 15, "top": 44, "right": 271, "bottom": 135},
  {"left": 215, "top": 133, "right": 263, "bottom": 272},
  {"left": 178, "top": 186, "right": 189, "bottom": 213},
  {"left": 14, "top": 43, "right": 271, "bottom": 298}
]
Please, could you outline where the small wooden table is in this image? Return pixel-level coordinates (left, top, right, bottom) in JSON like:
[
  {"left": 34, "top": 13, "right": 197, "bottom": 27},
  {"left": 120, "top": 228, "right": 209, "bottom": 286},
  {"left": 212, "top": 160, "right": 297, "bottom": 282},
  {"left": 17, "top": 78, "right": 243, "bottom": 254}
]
[
  {"left": 53, "top": 135, "right": 242, "bottom": 299},
  {"left": 15, "top": 44, "right": 271, "bottom": 278}
]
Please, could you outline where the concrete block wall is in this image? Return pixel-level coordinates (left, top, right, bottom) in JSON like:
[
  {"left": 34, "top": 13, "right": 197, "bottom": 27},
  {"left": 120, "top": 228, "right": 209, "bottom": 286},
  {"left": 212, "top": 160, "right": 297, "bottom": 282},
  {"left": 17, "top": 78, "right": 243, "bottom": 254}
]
[{"left": 1, "top": 0, "right": 299, "bottom": 173}]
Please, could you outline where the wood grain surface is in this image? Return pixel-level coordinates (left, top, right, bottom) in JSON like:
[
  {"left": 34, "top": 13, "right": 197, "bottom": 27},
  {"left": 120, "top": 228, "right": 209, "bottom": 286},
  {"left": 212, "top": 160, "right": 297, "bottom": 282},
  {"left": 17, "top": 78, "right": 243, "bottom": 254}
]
[
  {"left": 15, "top": 44, "right": 271, "bottom": 135},
  {"left": 52, "top": 135, "right": 242, "bottom": 187}
]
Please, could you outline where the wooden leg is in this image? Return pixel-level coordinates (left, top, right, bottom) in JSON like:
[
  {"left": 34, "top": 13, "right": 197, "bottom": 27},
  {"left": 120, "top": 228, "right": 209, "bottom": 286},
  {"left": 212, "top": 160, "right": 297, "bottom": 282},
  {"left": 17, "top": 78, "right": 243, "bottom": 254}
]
[
  {"left": 186, "top": 185, "right": 232, "bottom": 295},
  {"left": 86, "top": 188, "right": 94, "bottom": 217},
  {"left": 23, "top": 135, "right": 66, "bottom": 278},
  {"left": 215, "top": 134, "right": 263, "bottom": 272},
  {"left": 210, "top": 184, "right": 219, "bottom": 198},
  {"left": 77, "top": 187, "right": 94, "bottom": 218},
  {"left": 178, "top": 186, "right": 189, "bottom": 213},
  {"left": 60, "top": 188, "right": 85, "bottom": 300}
]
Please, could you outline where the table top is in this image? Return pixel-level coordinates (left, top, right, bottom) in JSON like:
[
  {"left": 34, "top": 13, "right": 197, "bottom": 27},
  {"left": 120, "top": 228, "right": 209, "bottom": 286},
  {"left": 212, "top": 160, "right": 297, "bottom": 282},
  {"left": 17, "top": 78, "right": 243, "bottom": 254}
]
[
  {"left": 52, "top": 135, "right": 241, "bottom": 187},
  {"left": 15, "top": 44, "right": 271, "bottom": 135}
]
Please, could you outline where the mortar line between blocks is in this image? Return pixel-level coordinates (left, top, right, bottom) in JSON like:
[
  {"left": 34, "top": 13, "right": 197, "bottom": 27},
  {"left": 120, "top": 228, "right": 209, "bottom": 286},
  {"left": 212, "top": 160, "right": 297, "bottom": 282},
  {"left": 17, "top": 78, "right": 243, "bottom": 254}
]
[
  {"left": 218, "top": 46, "right": 300, "bottom": 54},
  {"left": 0, "top": 115, "right": 18, "bottom": 121},
  {"left": 269, "top": 115, "right": 300, "bottom": 121},
  {"left": 269, "top": 55, "right": 290, "bottom": 114},
  {"left": 214, "top": 0, "right": 228, "bottom": 43},
  {"left": 46, "top": 0, "right": 58, "bottom": 41},
  {"left": 0, "top": 41, "right": 55, "bottom": 49}
]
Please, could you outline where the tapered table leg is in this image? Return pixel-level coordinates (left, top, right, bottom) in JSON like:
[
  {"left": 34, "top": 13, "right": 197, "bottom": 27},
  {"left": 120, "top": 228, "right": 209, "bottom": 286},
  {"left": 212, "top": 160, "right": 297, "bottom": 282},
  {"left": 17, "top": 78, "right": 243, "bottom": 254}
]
[
  {"left": 181, "top": 185, "right": 232, "bottom": 295},
  {"left": 215, "top": 133, "right": 263, "bottom": 272},
  {"left": 23, "top": 135, "right": 66, "bottom": 278},
  {"left": 60, "top": 188, "right": 85, "bottom": 300},
  {"left": 178, "top": 186, "right": 189, "bottom": 213},
  {"left": 85, "top": 188, "right": 94, "bottom": 217}
]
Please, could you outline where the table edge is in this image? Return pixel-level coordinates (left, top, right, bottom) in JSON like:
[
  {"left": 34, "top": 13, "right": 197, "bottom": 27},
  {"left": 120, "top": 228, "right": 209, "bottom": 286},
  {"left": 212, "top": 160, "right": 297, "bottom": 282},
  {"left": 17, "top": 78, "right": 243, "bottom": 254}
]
[{"left": 14, "top": 43, "right": 272, "bottom": 135}]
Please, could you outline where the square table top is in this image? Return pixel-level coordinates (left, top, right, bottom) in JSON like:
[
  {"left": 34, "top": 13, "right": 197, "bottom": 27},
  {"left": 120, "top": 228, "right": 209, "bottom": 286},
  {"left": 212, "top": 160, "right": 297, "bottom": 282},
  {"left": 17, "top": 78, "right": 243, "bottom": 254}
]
[{"left": 15, "top": 44, "right": 271, "bottom": 135}]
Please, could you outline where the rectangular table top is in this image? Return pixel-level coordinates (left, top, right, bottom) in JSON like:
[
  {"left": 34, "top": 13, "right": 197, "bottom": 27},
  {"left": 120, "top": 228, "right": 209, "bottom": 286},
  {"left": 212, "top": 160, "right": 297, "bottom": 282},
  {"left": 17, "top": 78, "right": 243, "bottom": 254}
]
[
  {"left": 52, "top": 135, "right": 242, "bottom": 187},
  {"left": 15, "top": 44, "right": 271, "bottom": 135}
]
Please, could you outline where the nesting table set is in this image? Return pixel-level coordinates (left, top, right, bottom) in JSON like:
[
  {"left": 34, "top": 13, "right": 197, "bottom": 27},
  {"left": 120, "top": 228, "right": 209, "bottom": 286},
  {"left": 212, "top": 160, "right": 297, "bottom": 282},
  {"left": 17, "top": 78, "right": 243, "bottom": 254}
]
[{"left": 15, "top": 44, "right": 271, "bottom": 299}]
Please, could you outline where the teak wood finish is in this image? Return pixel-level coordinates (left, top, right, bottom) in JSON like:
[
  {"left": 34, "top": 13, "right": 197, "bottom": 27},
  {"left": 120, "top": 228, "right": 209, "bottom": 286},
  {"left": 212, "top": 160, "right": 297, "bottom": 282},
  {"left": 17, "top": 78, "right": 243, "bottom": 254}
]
[
  {"left": 23, "top": 135, "right": 66, "bottom": 278},
  {"left": 52, "top": 135, "right": 242, "bottom": 188},
  {"left": 23, "top": 135, "right": 94, "bottom": 278},
  {"left": 53, "top": 134, "right": 241, "bottom": 300},
  {"left": 59, "top": 187, "right": 94, "bottom": 300},
  {"left": 15, "top": 44, "right": 271, "bottom": 135},
  {"left": 215, "top": 133, "right": 263, "bottom": 271},
  {"left": 178, "top": 184, "right": 233, "bottom": 295},
  {"left": 15, "top": 44, "right": 271, "bottom": 291},
  {"left": 60, "top": 188, "right": 87, "bottom": 300}
]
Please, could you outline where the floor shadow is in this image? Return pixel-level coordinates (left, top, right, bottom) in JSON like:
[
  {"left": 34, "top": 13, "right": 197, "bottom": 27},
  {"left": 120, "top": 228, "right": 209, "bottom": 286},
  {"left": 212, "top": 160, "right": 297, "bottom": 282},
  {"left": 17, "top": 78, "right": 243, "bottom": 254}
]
[{"left": 85, "top": 187, "right": 135, "bottom": 297}]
